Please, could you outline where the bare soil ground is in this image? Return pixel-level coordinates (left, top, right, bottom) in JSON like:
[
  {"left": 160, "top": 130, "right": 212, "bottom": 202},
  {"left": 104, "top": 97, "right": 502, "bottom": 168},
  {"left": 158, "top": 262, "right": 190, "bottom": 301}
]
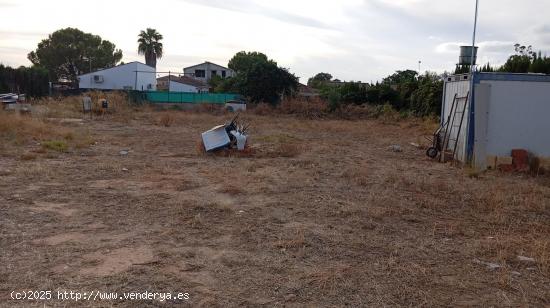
[{"left": 1, "top": 108, "right": 549, "bottom": 307}]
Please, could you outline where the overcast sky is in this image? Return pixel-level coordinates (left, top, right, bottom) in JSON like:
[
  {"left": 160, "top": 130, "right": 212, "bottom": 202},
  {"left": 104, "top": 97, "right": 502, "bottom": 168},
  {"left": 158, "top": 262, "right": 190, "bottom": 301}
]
[{"left": 1, "top": 0, "right": 550, "bottom": 82}]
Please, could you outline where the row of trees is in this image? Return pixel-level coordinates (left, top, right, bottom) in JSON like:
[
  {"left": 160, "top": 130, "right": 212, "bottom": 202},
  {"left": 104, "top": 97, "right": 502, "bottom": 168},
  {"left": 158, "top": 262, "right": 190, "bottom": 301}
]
[
  {"left": 0, "top": 64, "right": 50, "bottom": 97},
  {"left": 307, "top": 70, "right": 443, "bottom": 116},
  {"left": 308, "top": 43, "right": 550, "bottom": 117}
]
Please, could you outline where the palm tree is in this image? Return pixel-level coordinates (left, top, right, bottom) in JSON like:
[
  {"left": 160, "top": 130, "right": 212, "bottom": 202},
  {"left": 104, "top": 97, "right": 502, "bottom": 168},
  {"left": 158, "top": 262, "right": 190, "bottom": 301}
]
[{"left": 137, "top": 28, "right": 163, "bottom": 68}]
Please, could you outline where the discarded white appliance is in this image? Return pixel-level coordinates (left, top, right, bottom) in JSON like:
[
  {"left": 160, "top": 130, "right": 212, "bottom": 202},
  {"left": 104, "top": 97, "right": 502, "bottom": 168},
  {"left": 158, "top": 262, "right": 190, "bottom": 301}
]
[
  {"left": 202, "top": 125, "right": 232, "bottom": 152},
  {"left": 201, "top": 115, "right": 249, "bottom": 152}
]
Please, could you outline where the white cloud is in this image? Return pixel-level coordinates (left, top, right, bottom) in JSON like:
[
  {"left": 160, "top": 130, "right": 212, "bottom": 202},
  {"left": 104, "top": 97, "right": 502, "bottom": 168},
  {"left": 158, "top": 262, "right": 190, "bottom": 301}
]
[{"left": 1, "top": 0, "right": 550, "bottom": 81}]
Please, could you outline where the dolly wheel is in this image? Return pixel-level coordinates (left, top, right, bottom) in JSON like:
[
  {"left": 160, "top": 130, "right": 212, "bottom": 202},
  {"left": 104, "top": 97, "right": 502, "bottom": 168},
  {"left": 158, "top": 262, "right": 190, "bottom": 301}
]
[{"left": 426, "top": 147, "right": 438, "bottom": 159}]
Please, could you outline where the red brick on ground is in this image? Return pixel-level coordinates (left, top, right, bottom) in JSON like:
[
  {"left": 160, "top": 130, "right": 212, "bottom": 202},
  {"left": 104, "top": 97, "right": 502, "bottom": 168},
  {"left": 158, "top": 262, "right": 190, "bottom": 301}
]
[
  {"left": 498, "top": 164, "right": 515, "bottom": 172},
  {"left": 511, "top": 149, "right": 529, "bottom": 172}
]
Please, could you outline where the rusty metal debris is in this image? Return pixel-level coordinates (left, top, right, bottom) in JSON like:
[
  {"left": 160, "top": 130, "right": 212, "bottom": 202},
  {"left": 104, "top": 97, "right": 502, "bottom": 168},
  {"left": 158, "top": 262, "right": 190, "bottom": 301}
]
[{"left": 201, "top": 114, "right": 249, "bottom": 152}]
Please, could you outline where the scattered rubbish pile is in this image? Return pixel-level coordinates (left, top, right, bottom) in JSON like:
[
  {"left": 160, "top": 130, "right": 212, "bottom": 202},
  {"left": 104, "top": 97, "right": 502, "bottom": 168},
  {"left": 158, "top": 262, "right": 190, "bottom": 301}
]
[
  {"left": 388, "top": 145, "right": 403, "bottom": 153},
  {"left": 1, "top": 93, "right": 30, "bottom": 112},
  {"left": 201, "top": 115, "right": 249, "bottom": 152},
  {"left": 473, "top": 258, "right": 502, "bottom": 271}
]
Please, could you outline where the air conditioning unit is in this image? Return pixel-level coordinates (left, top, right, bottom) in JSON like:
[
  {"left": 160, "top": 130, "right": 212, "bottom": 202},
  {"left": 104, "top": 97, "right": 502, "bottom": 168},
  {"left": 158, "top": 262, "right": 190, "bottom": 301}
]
[{"left": 93, "top": 75, "right": 104, "bottom": 83}]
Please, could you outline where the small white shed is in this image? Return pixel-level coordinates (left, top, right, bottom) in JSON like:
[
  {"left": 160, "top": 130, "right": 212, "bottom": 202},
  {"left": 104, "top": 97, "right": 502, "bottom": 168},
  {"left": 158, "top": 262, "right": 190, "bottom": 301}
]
[
  {"left": 78, "top": 62, "right": 156, "bottom": 91},
  {"left": 441, "top": 72, "right": 550, "bottom": 169}
]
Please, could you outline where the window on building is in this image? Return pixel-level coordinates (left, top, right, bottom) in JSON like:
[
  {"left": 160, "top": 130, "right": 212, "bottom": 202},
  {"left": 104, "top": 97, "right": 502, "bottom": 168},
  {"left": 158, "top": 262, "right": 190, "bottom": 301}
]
[
  {"left": 195, "top": 69, "right": 205, "bottom": 78},
  {"left": 221, "top": 70, "right": 226, "bottom": 78},
  {"left": 211, "top": 70, "right": 217, "bottom": 76}
]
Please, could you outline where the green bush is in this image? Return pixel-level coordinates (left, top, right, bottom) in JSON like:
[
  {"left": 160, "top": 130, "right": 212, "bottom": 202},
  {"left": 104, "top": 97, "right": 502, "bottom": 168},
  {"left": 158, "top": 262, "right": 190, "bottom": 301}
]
[{"left": 42, "top": 140, "right": 68, "bottom": 152}]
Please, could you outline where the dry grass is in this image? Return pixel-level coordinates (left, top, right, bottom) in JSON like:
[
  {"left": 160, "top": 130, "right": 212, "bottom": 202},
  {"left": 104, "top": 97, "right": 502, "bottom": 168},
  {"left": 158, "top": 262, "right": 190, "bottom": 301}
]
[
  {"left": 218, "top": 185, "right": 244, "bottom": 196},
  {"left": 19, "top": 153, "right": 37, "bottom": 161},
  {"left": 34, "top": 91, "right": 135, "bottom": 122},
  {"left": 0, "top": 109, "right": 69, "bottom": 143},
  {"left": 1, "top": 110, "right": 549, "bottom": 307},
  {"left": 0, "top": 103, "right": 98, "bottom": 158},
  {"left": 156, "top": 113, "right": 176, "bottom": 127}
]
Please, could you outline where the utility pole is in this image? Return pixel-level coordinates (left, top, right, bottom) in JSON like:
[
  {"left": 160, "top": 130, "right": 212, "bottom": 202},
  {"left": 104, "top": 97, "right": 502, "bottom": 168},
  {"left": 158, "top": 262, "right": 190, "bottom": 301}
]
[
  {"left": 470, "top": 0, "right": 479, "bottom": 74},
  {"left": 467, "top": 0, "right": 480, "bottom": 163}
]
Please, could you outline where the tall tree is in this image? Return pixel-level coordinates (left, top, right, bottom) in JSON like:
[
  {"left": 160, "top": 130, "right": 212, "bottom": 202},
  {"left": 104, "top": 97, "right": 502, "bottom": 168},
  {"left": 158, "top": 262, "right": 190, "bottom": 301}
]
[
  {"left": 382, "top": 70, "right": 418, "bottom": 85},
  {"left": 221, "top": 51, "right": 298, "bottom": 104},
  {"left": 28, "top": 27, "right": 122, "bottom": 83},
  {"left": 137, "top": 28, "right": 163, "bottom": 68},
  {"left": 409, "top": 72, "right": 443, "bottom": 116},
  {"left": 228, "top": 51, "right": 270, "bottom": 73},
  {"left": 307, "top": 72, "right": 333, "bottom": 88}
]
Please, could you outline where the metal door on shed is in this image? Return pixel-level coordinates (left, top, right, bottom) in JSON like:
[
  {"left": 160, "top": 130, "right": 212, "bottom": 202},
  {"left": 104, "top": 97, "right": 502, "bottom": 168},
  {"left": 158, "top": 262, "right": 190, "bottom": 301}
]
[{"left": 442, "top": 75, "right": 471, "bottom": 162}]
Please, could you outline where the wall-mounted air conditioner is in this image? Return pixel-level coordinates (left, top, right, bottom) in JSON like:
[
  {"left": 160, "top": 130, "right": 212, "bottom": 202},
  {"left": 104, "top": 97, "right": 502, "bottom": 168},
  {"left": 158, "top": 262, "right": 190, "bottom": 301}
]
[{"left": 93, "top": 75, "right": 104, "bottom": 83}]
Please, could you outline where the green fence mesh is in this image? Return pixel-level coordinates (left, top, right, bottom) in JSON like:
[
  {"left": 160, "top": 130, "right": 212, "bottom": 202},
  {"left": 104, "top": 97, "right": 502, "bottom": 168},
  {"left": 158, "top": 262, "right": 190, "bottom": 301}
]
[{"left": 129, "top": 91, "right": 240, "bottom": 105}]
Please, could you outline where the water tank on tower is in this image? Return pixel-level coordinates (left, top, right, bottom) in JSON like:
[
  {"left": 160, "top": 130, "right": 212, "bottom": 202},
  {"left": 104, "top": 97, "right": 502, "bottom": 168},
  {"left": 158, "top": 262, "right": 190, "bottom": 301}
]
[{"left": 459, "top": 46, "right": 478, "bottom": 65}]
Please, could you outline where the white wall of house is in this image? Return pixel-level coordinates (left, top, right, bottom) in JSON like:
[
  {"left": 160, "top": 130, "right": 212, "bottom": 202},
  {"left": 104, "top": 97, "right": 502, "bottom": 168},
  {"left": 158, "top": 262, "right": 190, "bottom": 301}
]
[
  {"left": 183, "top": 62, "right": 235, "bottom": 83},
  {"left": 169, "top": 80, "right": 199, "bottom": 93},
  {"left": 78, "top": 62, "right": 156, "bottom": 91}
]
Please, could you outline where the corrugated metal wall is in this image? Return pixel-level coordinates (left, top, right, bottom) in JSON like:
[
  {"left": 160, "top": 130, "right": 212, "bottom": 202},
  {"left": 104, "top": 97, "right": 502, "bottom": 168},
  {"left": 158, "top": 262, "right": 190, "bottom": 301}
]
[{"left": 442, "top": 75, "right": 471, "bottom": 162}]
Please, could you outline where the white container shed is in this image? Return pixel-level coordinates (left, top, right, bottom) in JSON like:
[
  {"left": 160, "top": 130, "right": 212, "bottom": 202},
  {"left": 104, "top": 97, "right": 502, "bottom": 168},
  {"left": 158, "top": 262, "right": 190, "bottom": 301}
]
[
  {"left": 441, "top": 72, "right": 550, "bottom": 169},
  {"left": 78, "top": 62, "right": 156, "bottom": 91}
]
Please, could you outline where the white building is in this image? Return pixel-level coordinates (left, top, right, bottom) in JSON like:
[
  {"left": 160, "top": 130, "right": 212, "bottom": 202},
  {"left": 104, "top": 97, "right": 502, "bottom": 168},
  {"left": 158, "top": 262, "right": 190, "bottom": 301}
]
[
  {"left": 440, "top": 72, "right": 550, "bottom": 169},
  {"left": 183, "top": 61, "right": 235, "bottom": 83},
  {"left": 157, "top": 75, "right": 209, "bottom": 93},
  {"left": 78, "top": 62, "right": 156, "bottom": 91}
]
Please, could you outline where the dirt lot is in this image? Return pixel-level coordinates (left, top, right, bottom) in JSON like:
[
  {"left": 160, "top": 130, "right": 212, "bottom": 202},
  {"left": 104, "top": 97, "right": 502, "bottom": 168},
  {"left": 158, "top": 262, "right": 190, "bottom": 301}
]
[{"left": 1, "top": 106, "right": 549, "bottom": 307}]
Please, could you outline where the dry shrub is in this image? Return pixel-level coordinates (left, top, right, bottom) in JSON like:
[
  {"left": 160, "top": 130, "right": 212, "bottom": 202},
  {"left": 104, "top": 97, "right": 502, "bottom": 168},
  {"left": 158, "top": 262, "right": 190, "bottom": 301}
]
[
  {"left": 272, "top": 143, "right": 301, "bottom": 158},
  {"left": 250, "top": 102, "right": 274, "bottom": 116},
  {"left": 279, "top": 98, "right": 328, "bottom": 118},
  {"left": 193, "top": 103, "right": 226, "bottom": 115},
  {"left": 39, "top": 96, "right": 83, "bottom": 118},
  {"left": 419, "top": 116, "right": 440, "bottom": 134},
  {"left": 219, "top": 185, "right": 244, "bottom": 196},
  {"left": 305, "top": 265, "right": 352, "bottom": 291},
  {"left": 275, "top": 228, "right": 306, "bottom": 250},
  {"left": 377, "top": 103, "right": 402, "bottom": 123},
  {"left": 72, "top": 131, "right": 96, "bottom": 149},
  {"left": 331, "top": 104, "right": 376, "bottom": 120},
  {"left": 343, "top": 167, "right": 370, "bottom": 186},
  {"left": 156, "top": 113, "right": 175, "bottom": 127},
  {"left": 42, "top": 140, "right": 68, "bottom": 152},
  {"left": 20, "top": 153, "right": 37, "bottom": 161},
  {"left": 84, "top": 90, "right": 130, "bottom": 113}
]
